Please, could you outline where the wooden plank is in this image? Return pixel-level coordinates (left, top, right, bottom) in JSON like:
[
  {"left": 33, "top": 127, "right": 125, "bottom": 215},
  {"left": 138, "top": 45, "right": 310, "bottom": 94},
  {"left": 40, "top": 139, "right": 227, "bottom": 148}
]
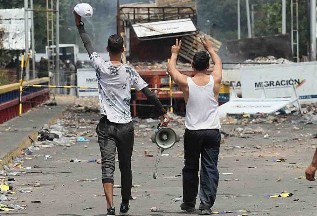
[{"left": 179, "top": 31, "right": 222, "bottom": 62}]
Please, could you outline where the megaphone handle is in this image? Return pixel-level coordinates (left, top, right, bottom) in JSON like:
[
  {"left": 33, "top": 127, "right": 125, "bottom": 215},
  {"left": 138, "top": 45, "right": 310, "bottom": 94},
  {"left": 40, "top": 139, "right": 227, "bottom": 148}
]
[{"left": 153, "top": 148, "right": 164, "bottom": 179}]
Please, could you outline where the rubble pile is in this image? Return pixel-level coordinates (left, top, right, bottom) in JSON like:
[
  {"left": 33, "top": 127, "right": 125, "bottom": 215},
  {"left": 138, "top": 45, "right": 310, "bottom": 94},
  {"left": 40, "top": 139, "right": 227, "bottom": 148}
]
[
  {"left": 301, "top": 103, "right": 317, "bottom": 114},
  {"left": 72, "top": 97, "right": 99, "bottom": 113},
  {"left": 244, "top": 56, "right": 293, "bottom": 64},
  {"left": 221, "top": 103, "right": 317, "bottom": 125},
  {"left": 132, "top": 61, "right": 192, "bottom": 71}
]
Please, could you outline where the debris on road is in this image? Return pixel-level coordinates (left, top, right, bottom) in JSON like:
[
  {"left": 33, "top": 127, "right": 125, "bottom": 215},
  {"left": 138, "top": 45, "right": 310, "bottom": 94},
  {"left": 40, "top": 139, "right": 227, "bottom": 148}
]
[{"left": 269, "top": 192, "right": 294, "bottom": 198}]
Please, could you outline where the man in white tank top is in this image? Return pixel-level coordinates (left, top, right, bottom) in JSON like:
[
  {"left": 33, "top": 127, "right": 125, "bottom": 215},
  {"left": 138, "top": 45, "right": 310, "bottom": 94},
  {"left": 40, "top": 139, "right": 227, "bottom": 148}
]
[{"left": 167, "top": 36, "right": 222, "bottom": 215}]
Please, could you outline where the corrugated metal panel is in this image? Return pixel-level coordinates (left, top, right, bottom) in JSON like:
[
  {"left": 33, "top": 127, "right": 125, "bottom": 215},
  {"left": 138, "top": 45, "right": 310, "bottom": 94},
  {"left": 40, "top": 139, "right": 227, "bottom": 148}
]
[
  {"left": 132, "top": 18, "right": 196, "bottom": 39},
  {"left": 0, "top": 8, "right": 31, "bottom": 50}
]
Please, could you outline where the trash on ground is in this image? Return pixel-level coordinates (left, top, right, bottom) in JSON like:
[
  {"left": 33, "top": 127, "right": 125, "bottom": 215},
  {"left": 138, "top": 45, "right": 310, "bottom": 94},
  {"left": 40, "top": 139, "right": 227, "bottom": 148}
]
[
  {"left": 269, "top": 192, "right": 293, "bottom": 198},
  {"left": 77, "top": 136, "right": 90, "bottom": 142}
]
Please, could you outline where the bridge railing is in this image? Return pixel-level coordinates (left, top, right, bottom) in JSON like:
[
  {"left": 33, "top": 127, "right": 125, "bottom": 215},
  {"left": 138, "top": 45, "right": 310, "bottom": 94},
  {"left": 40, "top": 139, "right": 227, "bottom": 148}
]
[{"left": 0, "top": 77, "right": 50, "bottom": 124}]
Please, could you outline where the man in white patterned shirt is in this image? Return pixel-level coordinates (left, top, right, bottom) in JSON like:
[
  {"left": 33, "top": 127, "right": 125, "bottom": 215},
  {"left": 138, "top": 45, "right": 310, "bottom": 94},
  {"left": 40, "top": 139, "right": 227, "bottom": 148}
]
[{"left": 74, "top": 6, "right": 169, "bottom": 216}]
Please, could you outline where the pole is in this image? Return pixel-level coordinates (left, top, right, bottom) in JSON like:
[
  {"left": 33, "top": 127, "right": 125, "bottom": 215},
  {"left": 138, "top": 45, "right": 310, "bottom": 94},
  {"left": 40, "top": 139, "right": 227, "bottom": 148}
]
[
  {"left": 238, "top": 0, "right": 241, "bottom": 39},
  {"left": 19, "top": 54, "right": 25, "bottom": 117},
  {"left": 282, "top": 0, "right": 286, "bottom": 34},
  {"left": 31, "top": 0, "right": 36, "bottom": 78},
  {"left": 246, "top": 0, "right": 251, "bottom": 38},
  {"left": 291, "top": 0, "right": 294, "bottom": 53},
  {"left": 117, "top": 0, "right": 120, "bottom": 35},
  {"left": 296, "top": 0, "right": 299, "bottom": 62},
  {"left": 311, "top": 0, "right": 316, "bottom": 61},
  {"left": 56, "top": 0, "right": 60, "bottom": 90},
  {"left": 169, "top": 75, "right": 173, "bottom": 113},
  {"left": 24, "top": 0, "right": 30, "bottom": 80},
  {"left": 167, "top": 58, "right": 173, "bottom": 113},
  {"left": 251, "top": 4, "right": 256, "bottom": 37}
]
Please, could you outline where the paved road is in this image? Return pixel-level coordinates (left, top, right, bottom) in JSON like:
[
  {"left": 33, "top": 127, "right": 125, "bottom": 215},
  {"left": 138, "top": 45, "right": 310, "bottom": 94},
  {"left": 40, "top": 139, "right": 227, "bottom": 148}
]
[{"left": 1, "top": 104, "right": 317, "bottom": 216}]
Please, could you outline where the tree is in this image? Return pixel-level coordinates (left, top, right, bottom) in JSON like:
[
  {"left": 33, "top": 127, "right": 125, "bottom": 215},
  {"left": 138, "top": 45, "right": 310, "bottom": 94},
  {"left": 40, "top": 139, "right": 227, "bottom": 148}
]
[
  {"left": 197, "top": 0, "right": 309, "bottom": 59},
  {"left": 197, "top": 0, "right": 249, "bottom": 40},
  {"left": 254, "top": 0, "right": 309, "bottom": 58}
]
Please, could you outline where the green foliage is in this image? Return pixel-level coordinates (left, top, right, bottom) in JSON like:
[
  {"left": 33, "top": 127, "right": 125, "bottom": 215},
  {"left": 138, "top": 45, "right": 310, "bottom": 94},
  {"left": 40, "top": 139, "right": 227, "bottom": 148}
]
[
  {"left": 0, "top": 71, "right": 10, "bottom": 86},
  {"left": 254, "top": 1, "right": 309, "bottom": 57},
  {"left": 0, "top": 0, "right": 23, "bottom": 8},
  {"left": 197, "top": 0, "right": 309, "bottom": 58},
  {"left": 256, "top": 2, "right": 283, "bottom": 35}
]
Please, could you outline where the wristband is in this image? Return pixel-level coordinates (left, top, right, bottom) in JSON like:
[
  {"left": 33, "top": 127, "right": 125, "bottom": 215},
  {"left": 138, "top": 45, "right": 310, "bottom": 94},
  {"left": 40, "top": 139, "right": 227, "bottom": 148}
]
[{"left": 77, "top": 21, "right": 84, "bottom": 27}]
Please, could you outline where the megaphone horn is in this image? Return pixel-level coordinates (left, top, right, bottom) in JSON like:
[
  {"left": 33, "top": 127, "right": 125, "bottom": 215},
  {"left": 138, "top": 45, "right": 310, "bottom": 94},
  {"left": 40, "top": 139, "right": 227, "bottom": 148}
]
[{"left": 151, "top": 127, "right": 179, "bottom": 150}]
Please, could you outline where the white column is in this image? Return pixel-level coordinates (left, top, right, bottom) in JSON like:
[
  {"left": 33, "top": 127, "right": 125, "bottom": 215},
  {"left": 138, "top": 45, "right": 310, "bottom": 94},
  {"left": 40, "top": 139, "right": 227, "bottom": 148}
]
[
  {"left": 311, "top": 0, "right": 316, "bottom": 61},
  {"left": 238, "top": 0, "right": 241, "bottom": 39},
  {"left": 24, "top": 0, "right": 29, "bottom": 80},
  {"left": 31, "top": 0, "right": 35, "bottom": 78},
  {"left": 246, "top": 0, "right": 251, "bottom": 38},
  {"left": 282, "top": 0, "right": 286, "bottom": 34},
  {"left": 56, "top": 0, "right": 60, "bottom": 88}
]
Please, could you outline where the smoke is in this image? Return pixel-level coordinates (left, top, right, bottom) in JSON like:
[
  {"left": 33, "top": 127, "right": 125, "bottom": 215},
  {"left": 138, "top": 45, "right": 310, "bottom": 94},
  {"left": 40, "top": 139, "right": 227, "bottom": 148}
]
[{"left": 67, "top": 0, "right": 152, "bottom": 53}]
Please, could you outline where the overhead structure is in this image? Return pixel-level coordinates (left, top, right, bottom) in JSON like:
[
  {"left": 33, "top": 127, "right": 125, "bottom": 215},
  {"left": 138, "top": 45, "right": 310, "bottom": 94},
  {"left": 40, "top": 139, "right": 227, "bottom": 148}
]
[
  {"left": 16, "top": 0, "right": 59, "bottom": 82},
  {"left": 45, "top": 0, "right": 60, "bottom": 87}
]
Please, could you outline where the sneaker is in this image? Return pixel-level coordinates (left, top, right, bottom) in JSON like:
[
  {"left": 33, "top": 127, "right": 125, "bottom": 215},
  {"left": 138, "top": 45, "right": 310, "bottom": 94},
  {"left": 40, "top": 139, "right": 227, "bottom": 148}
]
[
  {"left": 107, "top": 207, "right": 115, "bottom": 216},
  {"left": 180, "top": 202, "right": 195, "bottom": 213},
  {"left": 199, "top": 209, "right": 212, "bottom": 215},
  {"left": 119, "top": 203, "right": 130, "bottom": 215}
]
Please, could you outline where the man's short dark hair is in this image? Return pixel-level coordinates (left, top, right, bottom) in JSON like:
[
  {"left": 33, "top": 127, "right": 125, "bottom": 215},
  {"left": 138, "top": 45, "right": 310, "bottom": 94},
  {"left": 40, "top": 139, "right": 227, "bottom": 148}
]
[
  {"left": 107, "top": 34, "right": 124, "bottom": 54},
  {"left": 192, "top": 51, "right": 210, "bottom": 71}
]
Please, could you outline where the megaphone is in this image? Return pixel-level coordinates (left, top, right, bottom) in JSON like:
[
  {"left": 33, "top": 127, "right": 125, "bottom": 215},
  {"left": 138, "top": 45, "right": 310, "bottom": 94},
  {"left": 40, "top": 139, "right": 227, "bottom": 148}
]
[{"left": 151, "top": 126, "right": 179, "bottom": 150}]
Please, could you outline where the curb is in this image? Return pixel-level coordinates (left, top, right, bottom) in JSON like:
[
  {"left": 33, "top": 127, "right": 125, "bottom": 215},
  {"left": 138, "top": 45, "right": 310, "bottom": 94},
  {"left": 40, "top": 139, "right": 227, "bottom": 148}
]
[{"left": 0, "top": 108, "right": 66, "bottom": 170}]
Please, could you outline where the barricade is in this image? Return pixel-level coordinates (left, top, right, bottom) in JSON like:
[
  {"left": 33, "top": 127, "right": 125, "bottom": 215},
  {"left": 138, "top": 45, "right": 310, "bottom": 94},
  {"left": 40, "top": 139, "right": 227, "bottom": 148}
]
[{"left": 0, "top": 78, "right": 50, "bottom": 124}]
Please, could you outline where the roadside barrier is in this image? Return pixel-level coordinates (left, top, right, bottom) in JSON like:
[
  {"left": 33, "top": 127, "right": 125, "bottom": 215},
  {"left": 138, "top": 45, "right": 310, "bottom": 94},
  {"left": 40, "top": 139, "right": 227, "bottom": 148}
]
[{"left": 0, "top": 78, "right": 50, "bottom": 124}]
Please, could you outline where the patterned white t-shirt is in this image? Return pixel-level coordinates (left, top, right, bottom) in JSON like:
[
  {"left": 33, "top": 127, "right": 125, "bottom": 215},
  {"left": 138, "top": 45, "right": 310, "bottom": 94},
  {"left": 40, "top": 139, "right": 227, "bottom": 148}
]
[{"left": 90, "top": 52, "right": 148, "bottom": 123}]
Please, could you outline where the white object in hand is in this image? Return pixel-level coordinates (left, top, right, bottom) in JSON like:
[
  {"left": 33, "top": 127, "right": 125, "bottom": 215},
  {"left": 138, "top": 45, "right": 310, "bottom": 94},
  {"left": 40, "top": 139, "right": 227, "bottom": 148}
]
[{"left": 74, "top": 3, "right": 93, "bottom": 17}]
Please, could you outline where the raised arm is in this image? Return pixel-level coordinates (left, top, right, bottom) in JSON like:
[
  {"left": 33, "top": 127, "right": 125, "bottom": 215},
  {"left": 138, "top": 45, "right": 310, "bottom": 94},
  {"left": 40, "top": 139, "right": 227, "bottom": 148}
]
[
  {"left": 73, "top": 12, "right": 95, "bottom": 56},
  {"left": 167, "top": 39, "right": 188, "bottom": 89},
  {"left": 201, "top": 36, "right": 222, "bottom": 84}
]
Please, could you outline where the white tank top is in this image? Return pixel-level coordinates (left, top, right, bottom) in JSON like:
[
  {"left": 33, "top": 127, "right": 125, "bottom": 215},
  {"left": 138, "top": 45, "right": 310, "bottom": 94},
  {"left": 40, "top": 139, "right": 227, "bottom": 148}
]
[{"left": 185, "top": 76, "right": 221, "bottom": 130}]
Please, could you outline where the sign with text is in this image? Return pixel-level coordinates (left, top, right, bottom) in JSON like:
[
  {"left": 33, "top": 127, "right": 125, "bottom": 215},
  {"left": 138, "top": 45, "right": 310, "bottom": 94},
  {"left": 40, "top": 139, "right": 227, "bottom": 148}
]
[
  {"left": 76, "top": 68, "right": 98, "bottom": 97},
  {"left": 240, "top": 62, "right": 317, "bottom": 103}
]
